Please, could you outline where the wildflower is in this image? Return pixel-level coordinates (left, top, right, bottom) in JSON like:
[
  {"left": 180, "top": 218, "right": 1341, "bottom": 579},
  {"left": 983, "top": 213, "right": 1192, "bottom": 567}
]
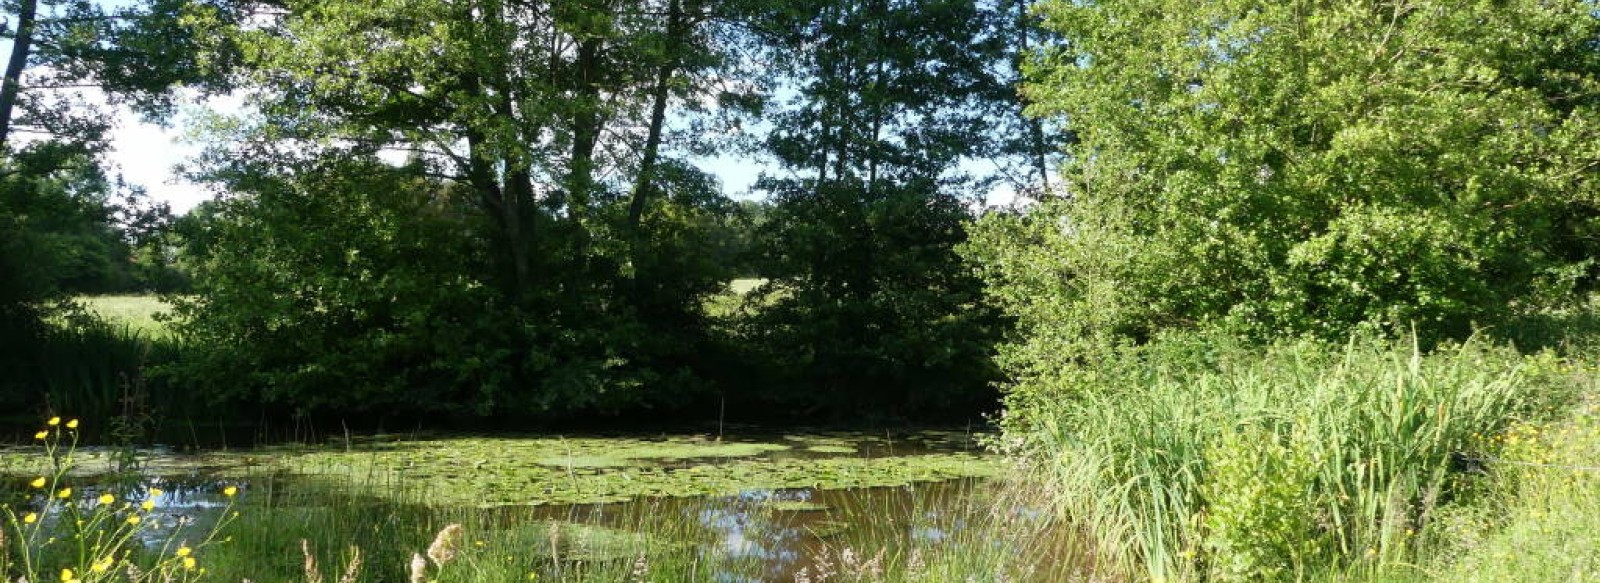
[
  {"left": 141, "top": 500, "right": 156, "bottom": 511},
  {"left": 177, "top": 546, "right": 193, "bottom": 558},
  {"left": 99, "top": 494, "right": 114, "bottom": 505},
  {"left": 61, "top": 568, "right": 79, "bottom": 582},
  {"left": 57, "top": 487, "right": 72, "bottom": 499},
  {"left": 183, "top": 557, "right": 197, "bottom": 570},
  {"left": 48, "top": 417, "right": 60, "bottom": 426},
  {"left": 23, "top": 513, "right": 37, "bottom": 524},
  {"left": 224, "top": 486, "right": 239, "bottom": 497},
  {"left": 91, "top": 557, "right": 113, "bottom": 573},
  {"left": 34, "top": 431, "right": 47, "bottom": 440},
  {"left": 149, "top": 487, "right": 164, "bottom": 497},
  {"left": 126, "top": 515, "right": 141, "bottom": 525},
  {"left": 66, "top": 419, "right": 78, "bottom": 429},
  {"left": 30, "top": 476, "right": 45, "bottom": 489}
]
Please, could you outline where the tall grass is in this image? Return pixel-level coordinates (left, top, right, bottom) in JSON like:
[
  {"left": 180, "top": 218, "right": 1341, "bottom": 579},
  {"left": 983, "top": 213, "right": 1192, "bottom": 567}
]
[
  {"left": 1011, "top": 333, "right": 1577, "bottom": 581},
  {"left": 1426, "top": 383, "right": 1600, "bottom": 582},
  {"left": 33, "top": 320, "right": 187, "bottom": 433}
]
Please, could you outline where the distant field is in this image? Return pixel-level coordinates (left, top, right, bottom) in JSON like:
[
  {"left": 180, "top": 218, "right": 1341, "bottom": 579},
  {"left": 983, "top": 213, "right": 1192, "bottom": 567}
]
[
  {"left": 75, "top": 295, "right": 175, "bottom": 337},
  {"left": 728, "top": 278, "right": 767, "bottom": 295}
]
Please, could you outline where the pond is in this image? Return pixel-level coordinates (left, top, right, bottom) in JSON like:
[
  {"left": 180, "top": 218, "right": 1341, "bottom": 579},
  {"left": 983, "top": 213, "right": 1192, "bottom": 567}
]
[{"left": 2, "top": 429, "right": 1093, "bottom": 582}]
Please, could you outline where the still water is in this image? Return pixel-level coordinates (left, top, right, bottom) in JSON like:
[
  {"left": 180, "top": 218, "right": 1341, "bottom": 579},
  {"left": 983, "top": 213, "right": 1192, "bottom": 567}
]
[{"left": 4, "top": 430, "right": 1091, "bottom": 581}]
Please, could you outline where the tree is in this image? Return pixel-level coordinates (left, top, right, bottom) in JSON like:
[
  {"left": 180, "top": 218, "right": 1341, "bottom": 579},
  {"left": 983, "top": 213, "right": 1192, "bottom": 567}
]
[
  {"left": 738, "top": 0, "right": 1021, "bottom": 417},
  {"left": 1, "top": 0, "right": 241, "bottom": 151},
  {"left": 168, "top": 0, "right": 764, "bottom": 415},
  {"left": 970, "top": 0, "right": 1600, "bottom": 368}
]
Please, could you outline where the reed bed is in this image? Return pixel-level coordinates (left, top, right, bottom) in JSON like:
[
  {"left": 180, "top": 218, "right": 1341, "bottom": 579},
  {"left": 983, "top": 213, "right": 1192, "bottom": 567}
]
[{"left": 1014, "top": 334, "right": 1579, "bottom": 581}]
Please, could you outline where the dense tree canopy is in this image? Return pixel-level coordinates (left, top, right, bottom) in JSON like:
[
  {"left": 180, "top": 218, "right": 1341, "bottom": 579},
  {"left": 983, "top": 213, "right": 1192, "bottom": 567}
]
[{"left": 972, "top": 0, "right": 1600, "bottom": 387}]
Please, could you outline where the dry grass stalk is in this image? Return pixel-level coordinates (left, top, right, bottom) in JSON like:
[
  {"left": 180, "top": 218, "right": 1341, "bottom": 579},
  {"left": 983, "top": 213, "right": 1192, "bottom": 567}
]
[
  {"left": 338, "top": 546, "right": 363, "bottom": 583},
  {"left": 426, "top": 524, "right": 463, "bottom": 568},
  {"left": 630, "top": 552, "right": 650, "bottom": 582},
  {"left": 300, "top": 539, "right": 325, "bottom": 583},
  {"left": 408, "top": 552, "right": 427, "bottom": 583}
]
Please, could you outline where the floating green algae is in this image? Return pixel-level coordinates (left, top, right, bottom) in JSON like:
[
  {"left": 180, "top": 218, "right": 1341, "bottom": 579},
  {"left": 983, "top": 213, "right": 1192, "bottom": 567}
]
[{"left": 2, "top": 431, "right": 1000, "bottom": 507}]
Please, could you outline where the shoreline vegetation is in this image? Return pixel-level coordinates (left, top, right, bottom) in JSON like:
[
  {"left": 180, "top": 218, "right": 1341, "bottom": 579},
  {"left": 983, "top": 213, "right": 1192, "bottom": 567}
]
[{"left": 5, "top": 301, "right": 1599, "bottom": 581}]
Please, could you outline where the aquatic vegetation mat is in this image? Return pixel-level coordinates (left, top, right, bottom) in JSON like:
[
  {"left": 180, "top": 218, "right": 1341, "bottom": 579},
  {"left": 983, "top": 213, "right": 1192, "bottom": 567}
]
[{"left": 1, "top": 432, "right": 1000, "bottom": 507}]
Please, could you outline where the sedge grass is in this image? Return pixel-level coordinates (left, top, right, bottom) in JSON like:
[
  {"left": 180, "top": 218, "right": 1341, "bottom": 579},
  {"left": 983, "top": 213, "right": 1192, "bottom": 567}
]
[{"left": 1013, "top": 333, "right": 1577, "bottom": 581}]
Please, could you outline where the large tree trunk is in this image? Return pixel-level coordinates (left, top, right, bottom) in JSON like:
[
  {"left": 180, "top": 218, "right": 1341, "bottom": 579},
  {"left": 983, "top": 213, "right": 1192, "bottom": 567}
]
[
  {"left": 626, "top": 0, "right": 685, "bottom": 228},
  {"left": 0, "top": 0, "right": 39, "bottom": 150},
  {"left": 567, "top": 37, "right": 605, "bottom": 218}
]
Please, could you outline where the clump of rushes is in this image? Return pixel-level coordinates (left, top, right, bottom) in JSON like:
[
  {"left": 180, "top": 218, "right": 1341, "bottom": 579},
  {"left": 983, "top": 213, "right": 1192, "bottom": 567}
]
[
  {"left": 1, "top": 417, "right": 240, "bottom": 582},
  {"left": 1016, "top": 334, "right": 1575, "bottom": 581}
]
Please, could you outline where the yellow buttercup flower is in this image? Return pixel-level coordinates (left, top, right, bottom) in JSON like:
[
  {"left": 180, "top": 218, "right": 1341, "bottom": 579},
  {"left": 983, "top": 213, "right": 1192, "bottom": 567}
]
[
  {"left": 65, "top": 419, "right": 78, "bottom": 429},
  {"left": 140, "top": 500, "right": 156, "bottom": 511},
  {"left": 56, "top": 488, "right": 72, "bottom": 499},
  {"left": 60, "top": 568, "right": 76, "bottom": 582},
  {"left": 30, "top": 476, "right": 45, "bottom": 489},
  {"left": 23, "top": 513, "right": 37, "bottom": 524},
  {"left": 182, "top": 557, "right": 197, "bottom": 570},
  {"left": 223, "top": 485, "right": 238, "bottom": 497},
  {"left": 126, "top": 515, "right": 141, "bottom": 525},
  {"left": 149, "top": 487, "right": 164, "bottom": 497},
  {"left": 176, "top": 546, "right": 192, "bottom": 557},
  {"left": 34, "top": 430, "right": 47, "bottom": 440},
  {"left": 91, "top": 557, "right": 113, "bottom": 573},
  {"left": 98, "top": 493, "right": 115, "bottom": 505},
  {"left": 47, "top": 416, "right": 60, "bottom": 426}
]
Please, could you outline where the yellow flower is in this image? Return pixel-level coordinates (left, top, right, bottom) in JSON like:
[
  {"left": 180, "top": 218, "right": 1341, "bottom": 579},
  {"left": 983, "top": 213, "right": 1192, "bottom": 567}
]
[
  {"left": 149, "top": 488, "right": 164, "bottom": 497},
  {"left": 23, "top": 513, "right": 37, "bottom": 524},
  {"left": 59, "top": 568, "right": 76, "bottom": 582},
  {"left": 65, "top": 419, "right": 78, "bottom": 429},
  {"left": 182, "top": 557, "right": 197, "bottom": 570},
  {"left": 223, "top": 486, "right": 238, "bottom": 497},
  {"left": 34, "top": 430, "right": 47, "bottom": 440},
  {"left": 176, "top": 546, "right": 192, "bottom": 558},
  {"left": 126, "top": 515, "right": 141, "bottom": 525},
  {"left": 91, "top": 557, "right": 113, "bottom": 573},
  {"left": 56, "top": 488, "right": 72, "bottom": 499},
  {"left": 140, "top": 500, "right": 156, "bottom": 511},
  {"left": 30, "top": 476, "right": 45, "bottom": 489},
  {"left": 98, "top": 494, "right": 114, "bottom": 505},
  {"left": 47, "top": 417, "right": 60, "bottom": 426}
]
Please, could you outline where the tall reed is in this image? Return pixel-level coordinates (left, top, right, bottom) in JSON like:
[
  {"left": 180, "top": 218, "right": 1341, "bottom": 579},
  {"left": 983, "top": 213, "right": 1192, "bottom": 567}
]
[{"left": 1014, "top": 334, "right": 1575, "bottom": 581}]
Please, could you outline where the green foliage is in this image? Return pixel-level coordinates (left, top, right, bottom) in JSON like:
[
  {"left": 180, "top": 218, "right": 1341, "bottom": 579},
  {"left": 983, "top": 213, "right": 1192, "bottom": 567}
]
[
  {"left": 170, "top": 154, "right": 506, "bottom": 415},
  {"left": 982, "top": 0, "right": 1600, "bottom": 352},
  {"left": 734, "top": 0, "right": 1030, "bottom": 418},
  {"left": 170, "top": 148, "right": 744, "bottom": 417},
  {"left": 0, "top": 148, "right": 185, "bottom": 414},
  {"left": 747, "top": 181, "right": 1001, "bottom": 418},
  {"left": 1006, "top": 333, "right": 1575, "bottom": 581}
]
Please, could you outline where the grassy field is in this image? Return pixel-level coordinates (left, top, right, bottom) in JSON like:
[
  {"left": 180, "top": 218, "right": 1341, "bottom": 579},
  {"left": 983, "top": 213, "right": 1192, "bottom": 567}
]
[{"left": 74, "top": 295, "right": 175, "bottom": 337}]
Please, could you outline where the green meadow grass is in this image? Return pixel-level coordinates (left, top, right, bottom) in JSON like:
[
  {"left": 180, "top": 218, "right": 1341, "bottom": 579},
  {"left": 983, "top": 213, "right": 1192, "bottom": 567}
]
[{"left": 74, "top": 295, "right": 175, "bottom": 338}]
